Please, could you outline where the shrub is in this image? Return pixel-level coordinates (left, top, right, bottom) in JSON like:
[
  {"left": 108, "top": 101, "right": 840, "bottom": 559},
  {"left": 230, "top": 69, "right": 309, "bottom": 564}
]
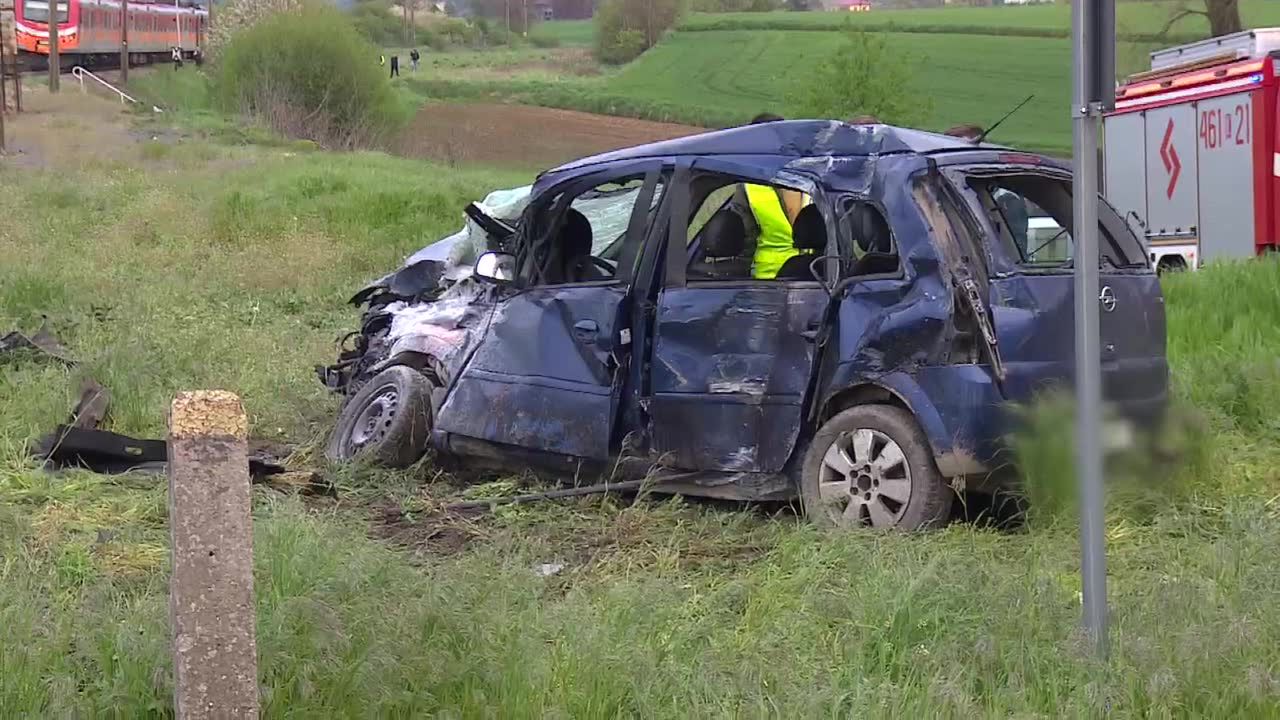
[
  {"left": 436, "top": 17, "right": 479, "bottom": 46},
  {"left": 595, "top": 0, "right": 682, "bottom": 64},
  {"left": 788, "top": 29, "right": 929, "bottom": 126},
  {"left": 349, "top": 0, "right": 403, "bottom": 45},
  {"left": 529, "top": 31, "right": 562, "bottom": 48},
  {"left": 216, "top": 7, "right": 406, "bottom": 149}
]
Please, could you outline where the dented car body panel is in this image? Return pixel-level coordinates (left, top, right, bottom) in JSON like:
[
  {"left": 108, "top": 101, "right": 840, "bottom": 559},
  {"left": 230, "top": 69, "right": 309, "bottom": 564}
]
[{"left": 323, "top": 121, "right": 1168, "bottom": 499}]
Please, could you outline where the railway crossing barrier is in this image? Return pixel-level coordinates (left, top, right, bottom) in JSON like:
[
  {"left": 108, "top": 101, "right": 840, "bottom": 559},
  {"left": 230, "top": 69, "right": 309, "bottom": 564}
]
[{"left": 70, "top": 65, "right": 161, "bottom": 112}]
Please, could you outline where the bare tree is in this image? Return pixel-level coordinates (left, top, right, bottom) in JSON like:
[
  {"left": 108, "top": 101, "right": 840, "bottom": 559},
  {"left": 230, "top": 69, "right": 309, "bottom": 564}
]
[{"left": 1162, "top": 0, "right": 1242, "bottom": 39}]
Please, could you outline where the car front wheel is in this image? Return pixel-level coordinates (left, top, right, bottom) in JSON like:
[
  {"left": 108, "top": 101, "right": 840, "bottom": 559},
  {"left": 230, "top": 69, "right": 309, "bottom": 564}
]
[
  {"left": 326, "top": 365, "right": 435, "bottom": 468},
  {"left": 799, "top": 405, "right": 953, "bottom": 531}
]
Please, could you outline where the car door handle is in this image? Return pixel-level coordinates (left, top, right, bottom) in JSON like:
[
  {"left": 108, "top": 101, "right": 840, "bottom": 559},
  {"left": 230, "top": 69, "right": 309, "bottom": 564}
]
[
  {"left": 573, "top": 319, "right": 599, "bottom": 342},
  {"left": 801, "top": 319, "right": 821, "bottom": 343}
]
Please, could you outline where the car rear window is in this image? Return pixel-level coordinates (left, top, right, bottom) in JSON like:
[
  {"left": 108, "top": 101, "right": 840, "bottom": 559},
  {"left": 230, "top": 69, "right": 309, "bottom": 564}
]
[{"left": 966, "top": 174, "right": 1148, "bottom": 270}]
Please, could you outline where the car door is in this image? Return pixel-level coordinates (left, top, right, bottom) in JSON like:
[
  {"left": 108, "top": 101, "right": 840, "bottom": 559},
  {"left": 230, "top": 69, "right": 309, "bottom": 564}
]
[
  {"left": 433, "top": 164, "right": 667, "bottom": 460},
  {"left": 644, "top": 160, "right": 830, "bottom": 473},
  {"left": 944, "top": 167, "right": 1168, "bottom": 415}
]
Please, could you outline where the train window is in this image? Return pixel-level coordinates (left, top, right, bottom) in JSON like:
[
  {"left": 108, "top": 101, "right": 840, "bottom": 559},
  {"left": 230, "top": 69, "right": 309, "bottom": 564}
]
[{"left": 22, "top": 0, "right": 68, "bottom": 22}]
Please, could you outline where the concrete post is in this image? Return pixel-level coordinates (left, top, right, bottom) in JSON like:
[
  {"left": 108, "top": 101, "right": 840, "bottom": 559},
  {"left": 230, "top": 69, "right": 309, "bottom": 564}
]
[{"left": 167, "top": 390, "right": 260, "bottom": 719}]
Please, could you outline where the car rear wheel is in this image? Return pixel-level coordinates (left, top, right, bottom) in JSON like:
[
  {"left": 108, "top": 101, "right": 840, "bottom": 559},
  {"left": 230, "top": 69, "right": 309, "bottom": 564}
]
[
  {"left": 799, "top": 405, "right": 953, "bottom": 531},
  {"left": 326, "top": 366, "right": 434, "bottom": 468}
]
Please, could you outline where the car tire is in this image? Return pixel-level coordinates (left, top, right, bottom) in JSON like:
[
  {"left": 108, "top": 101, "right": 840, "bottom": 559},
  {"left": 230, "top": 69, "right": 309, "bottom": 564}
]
[
  {"left": 799, "top": 404, "right": 953, "bottom": 531},
  {"left": 326, "top": 365, "right": 434, "bottom": 468}
]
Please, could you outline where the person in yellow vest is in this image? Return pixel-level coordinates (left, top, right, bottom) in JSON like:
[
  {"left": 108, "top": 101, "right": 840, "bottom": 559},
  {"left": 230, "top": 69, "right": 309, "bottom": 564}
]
[{"left": 739, "top": 113, "right": 810, "bottom": 279}]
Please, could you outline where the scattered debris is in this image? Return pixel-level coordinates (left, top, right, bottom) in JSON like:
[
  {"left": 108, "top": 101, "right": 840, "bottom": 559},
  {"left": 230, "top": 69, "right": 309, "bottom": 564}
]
[
  {"left": 0, "top": 319, "right": 76, "bottom": 365},
  {"left": 534, "top": 562, "right": 565, "bottom": 577},
  {"left": 445, "top": 479, "right": 647, "bottom": 512},
  {"left": 69, "top": 377, "right": 111, "bottom": 429}
]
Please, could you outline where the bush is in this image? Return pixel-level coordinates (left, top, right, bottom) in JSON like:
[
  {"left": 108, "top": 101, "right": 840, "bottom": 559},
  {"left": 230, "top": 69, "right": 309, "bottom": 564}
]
[
  {"left": 216, "top": 7, "right": 406, "bottom": 149},
  {"left": 436, "top": 17, "right": 480, "bottom": 46},
  {"left": 597, "top": 28, "right": 648, "bottom": 64},
  {"left": 529, "top": 31, "right": 562, "bottom": 48},
  {"left": 349, "top": 0, "right": 404, "bottom": 45},
  {"left": 595, "top": 0, "right": 682, "bottom": 64},
  {"left": 788, "top": 29, "right": 929, "bottom": 126}
]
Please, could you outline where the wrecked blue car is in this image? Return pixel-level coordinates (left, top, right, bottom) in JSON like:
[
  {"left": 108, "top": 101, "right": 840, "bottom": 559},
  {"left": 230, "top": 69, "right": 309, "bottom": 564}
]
[{"left": 320, "top": 120, "right": 1167, "bottom": 530}]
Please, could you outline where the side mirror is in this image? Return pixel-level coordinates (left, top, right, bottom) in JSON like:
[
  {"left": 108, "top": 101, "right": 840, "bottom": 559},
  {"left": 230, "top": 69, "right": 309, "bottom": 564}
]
[{"left": 474, "top": 251, "right": 516, "bottom": 283}]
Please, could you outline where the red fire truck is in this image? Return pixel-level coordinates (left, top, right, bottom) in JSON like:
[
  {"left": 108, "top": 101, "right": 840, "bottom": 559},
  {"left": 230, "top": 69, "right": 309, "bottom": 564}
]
[{"left": 1104, "top": 29, "right": 1280, "bottom": 272}]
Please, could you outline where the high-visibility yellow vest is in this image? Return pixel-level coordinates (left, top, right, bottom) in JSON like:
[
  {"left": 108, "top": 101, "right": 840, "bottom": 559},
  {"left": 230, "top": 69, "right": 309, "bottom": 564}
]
[{"left": 746, "top": 184, "right": 798, "bottom": 279}]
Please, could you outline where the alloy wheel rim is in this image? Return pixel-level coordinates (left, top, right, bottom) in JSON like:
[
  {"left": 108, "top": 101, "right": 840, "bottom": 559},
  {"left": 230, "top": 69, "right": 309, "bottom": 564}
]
[{"left": 816, "top": 428, "right": 912, "bottom": 528}]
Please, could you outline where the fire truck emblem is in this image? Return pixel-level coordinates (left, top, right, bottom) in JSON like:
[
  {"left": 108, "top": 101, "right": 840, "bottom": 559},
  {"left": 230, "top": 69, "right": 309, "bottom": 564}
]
[{"left": 1159, "top": 118, "right": 1181, "bottom": 199}]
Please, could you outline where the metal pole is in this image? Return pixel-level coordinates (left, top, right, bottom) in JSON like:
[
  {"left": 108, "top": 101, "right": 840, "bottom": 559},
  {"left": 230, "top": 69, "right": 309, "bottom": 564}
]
[
  {"left": 1072, "top": 0, "right": 1108, "bottom": 658},
  {"left": 120, "top": 0, "right": 128, "bottom": 84},
  {"left": 48, "top": 0, "right": 60, "bottom": 92}
]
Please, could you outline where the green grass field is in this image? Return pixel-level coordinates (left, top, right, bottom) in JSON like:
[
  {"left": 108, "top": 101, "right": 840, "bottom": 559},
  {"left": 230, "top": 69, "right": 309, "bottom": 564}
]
[
  {"left": 406, "top": 29, "right": 1079, "bottom": 153},
  {"left": 611, "top": 29, "right": 1075, "bottom": 152},
  {"left": 406, "top": 0, "right": 1280, "bottom": 154},
  {"left": 529, "top": 18, "right": 595, "bottom": 47},
  {"left": 5, "top": 79, "right": 1280, "bottom": 715},
  {"left": 680, "top": 0, "right": 1280, "bottom": 38}
]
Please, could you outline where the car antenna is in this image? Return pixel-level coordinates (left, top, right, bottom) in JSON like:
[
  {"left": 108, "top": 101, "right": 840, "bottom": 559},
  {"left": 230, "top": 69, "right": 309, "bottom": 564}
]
[{"left": 975, "top": 95, "right": 1035, "bottom": 144}]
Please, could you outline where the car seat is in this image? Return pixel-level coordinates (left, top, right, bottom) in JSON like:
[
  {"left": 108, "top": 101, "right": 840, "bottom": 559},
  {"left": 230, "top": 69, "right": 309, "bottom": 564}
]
[
  {"left": 848, "top": 203, "right": 898, "bottom": 276},
  {"left": 689, "top": 208, "right": 750, "bottom": 280},
  {"left": 557, "top": 208, "right": 609, "bottom": 283},
  {"left": 775, "top": 205, "right": 827, "bottom": 280}
]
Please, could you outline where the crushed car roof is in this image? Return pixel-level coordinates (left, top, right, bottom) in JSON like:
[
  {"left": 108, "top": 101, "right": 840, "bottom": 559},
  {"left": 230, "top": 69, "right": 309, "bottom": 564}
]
[{"left": 547, "top": 120, "right": 1002, "bottom": 176}]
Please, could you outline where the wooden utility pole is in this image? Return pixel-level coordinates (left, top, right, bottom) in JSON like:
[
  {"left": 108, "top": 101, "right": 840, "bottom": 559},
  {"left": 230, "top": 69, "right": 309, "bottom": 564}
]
[
  {"left": 120, "top": 0, "right": 129, "bottom": 84},
  {"left": 48, "top": 0, "right": 59, "bottom": 93}
]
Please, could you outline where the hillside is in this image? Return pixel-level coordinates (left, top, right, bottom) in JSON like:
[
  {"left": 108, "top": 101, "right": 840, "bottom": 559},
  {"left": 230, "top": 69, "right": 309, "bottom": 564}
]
[
  {"left": 679, "top": 0, "right": 1280, "bottom": 37},
  {"left": 418, "top": 2, "right": 1280, "bottom": 154},
  {"left": 610, "top": 29, "right": 1074, "bottom": 153}
]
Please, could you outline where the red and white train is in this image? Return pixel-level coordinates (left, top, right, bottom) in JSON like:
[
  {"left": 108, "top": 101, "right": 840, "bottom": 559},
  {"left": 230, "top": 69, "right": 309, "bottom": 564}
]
[{"left": 15, "top": 0, "right": 207, "bottom": 65}]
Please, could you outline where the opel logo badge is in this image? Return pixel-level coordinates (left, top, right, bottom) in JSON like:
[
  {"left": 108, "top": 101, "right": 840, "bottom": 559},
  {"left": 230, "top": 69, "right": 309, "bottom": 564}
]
[{"left": 1099, "top": 286, "right": 1117, "bottom": 313}]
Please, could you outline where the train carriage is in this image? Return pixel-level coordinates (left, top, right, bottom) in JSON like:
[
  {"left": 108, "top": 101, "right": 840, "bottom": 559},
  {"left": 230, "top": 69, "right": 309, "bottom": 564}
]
[{"left": 15, "top": 0, "right": 206, "bottom": 64}]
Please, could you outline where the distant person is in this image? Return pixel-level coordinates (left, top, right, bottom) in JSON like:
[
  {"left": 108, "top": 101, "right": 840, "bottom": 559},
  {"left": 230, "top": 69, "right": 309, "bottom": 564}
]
[
  {"left": 171, "top": 47, "right": 183, "bottom": 71},
  {"left": 380, "top": 54, "right": 386, "bottom": 67},
  {"left": 410, "top": 48, "right": 421, "bottom": 72},
  {"left": 390, "top": 54, "right": 400, "bottom": 78},
  {"left": 192, "top": 46, "right": 203, "bottom": 67}
]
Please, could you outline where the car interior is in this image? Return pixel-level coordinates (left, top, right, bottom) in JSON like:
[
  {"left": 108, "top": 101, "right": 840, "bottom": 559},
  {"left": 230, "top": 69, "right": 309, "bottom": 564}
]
[{"left": 684, "top": 179, "right": 900, "bottom": 282}]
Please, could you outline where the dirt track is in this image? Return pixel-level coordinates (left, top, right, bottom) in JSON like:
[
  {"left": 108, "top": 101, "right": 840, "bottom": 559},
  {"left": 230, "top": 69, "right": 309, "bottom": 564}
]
[{"left": 396, "top": 102, "right": 704, "bottom": 170}]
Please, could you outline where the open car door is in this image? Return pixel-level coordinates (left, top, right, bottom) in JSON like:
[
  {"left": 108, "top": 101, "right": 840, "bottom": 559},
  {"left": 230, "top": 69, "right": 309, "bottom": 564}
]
[{"left": 434, "top": 164, "right": 667, "bottom": 460}]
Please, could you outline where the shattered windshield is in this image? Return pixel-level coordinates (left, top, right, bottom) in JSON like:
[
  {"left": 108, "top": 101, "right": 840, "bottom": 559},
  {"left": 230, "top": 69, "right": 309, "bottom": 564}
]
[{"left": 571, "top": 184, "right": 650, "bottom": 255}]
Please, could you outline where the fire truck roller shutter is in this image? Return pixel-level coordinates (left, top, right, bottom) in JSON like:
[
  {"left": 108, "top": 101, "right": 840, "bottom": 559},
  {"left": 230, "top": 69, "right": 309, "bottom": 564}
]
[
  {"left": 1196, "top": 91, "right": 1259, "bottom": 261},
  {"left": 1104, "top": 111, "right": 1149, "bottom": 241},
  {"left": 1143, "top": 103, "right": 1200, "bottom": 243}
]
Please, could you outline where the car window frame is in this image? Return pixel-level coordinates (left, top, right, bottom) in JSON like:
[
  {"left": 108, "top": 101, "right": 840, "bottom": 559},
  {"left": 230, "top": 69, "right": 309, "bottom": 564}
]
[
  {"left": 943, "top": 166, "right": 1147, "bottom": 276},
  {"left": 667, "top": 168, "right": 831, "bottom": 289},
  {"left": 515, "top": 162, "right": 667, "bottom": 289}
]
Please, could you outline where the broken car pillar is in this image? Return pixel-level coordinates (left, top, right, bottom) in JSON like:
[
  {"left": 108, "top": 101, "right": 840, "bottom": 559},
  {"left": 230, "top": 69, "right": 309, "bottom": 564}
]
[{"left": 167, "top": 391, "right": 260, "bottom": 719}]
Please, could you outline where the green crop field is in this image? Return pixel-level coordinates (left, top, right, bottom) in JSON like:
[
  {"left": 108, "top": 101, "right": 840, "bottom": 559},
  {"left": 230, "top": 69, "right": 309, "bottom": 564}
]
[
  {"left": 415, "top": 0, "right": 1280, "bottom": 154},
  {"left": 610, "top": 29, "right": 1075, "bottom": 153},
  {"left": 529, "top": 18, "right": 595, "bottom": 47},
  {"left": 680, "top": 0, "right": 1280, "bottom": 38}
]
